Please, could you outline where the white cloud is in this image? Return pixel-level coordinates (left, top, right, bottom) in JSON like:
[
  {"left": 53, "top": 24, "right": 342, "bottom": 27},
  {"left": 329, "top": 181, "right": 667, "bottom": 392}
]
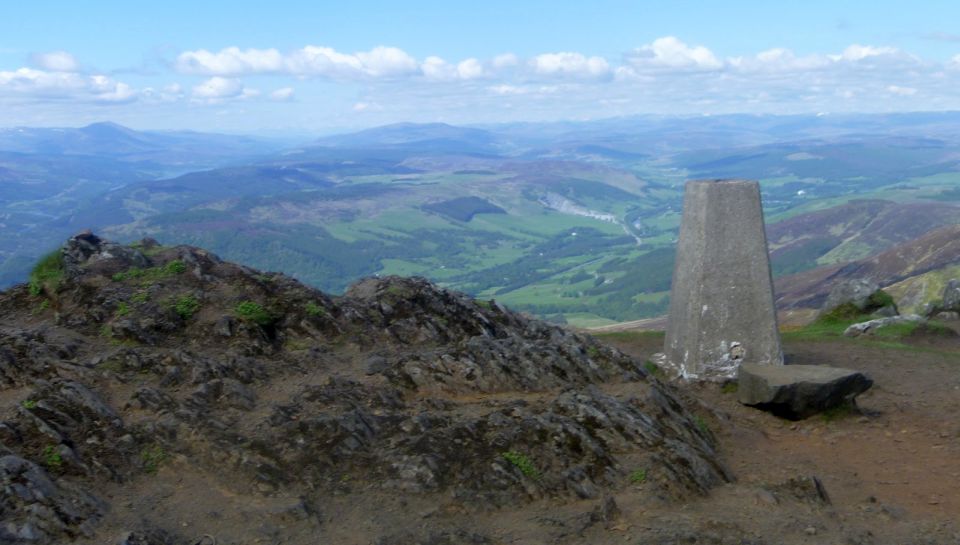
[
  {"left": 0, "top": 67, "right": 138, "bottom": 102},
  {"left": 530, "top": 52, "right": 610, "bottom": 78},
  {"left": 626, "top": 37, "right": 722, "bottom": 70},
  {"left": 420, "top": 56, "right": 487, "bottom": 81},
  {"left": 887, "top": 85, "right": 917, "bottom": 96},
  {"left": 270, "top": 87, "right": 295, "bottom": 101},
  {"left": 191, "top": 76, "right": 245, "bottom": 99},
  {"left": 177, "top": 45, "right": 418, "bottom": 80},
  {"left": 141, "top": 83, "right": 184, "bottom": 103},
  {"left": 352, "top": 101, "right": 382, "bottom": 112},
  {"left": 176, "top": 47, "right": 285, "bottom": 75},
  {"left": 0, "top": 67, "right": 85, "bottom": 94},
  {"left": 456, "top": 58, "right": 485, "bottom": 79},
  {"left": 31, "top": 51, "right": 80, "bottom": 72},
  {"left": 89, "top": 75, "right": 138, "bottom": 102},
  {"left": 354, "top": 46, "right": 418, "bottom": 77},
  {"left": 488, "top": 84, "right": 561, "bottom": 95},
  {"left": 829, "top": 44, "right": 899, "bottom": 62},
  {"left": 421, "top": 56, "right": 455, "bottom": 80},
  {"left": 729, "top": 48, "right": 829, "bottom": 72},
  {"left": 489, "top": 84, "right": 527, "bottom": 95}
]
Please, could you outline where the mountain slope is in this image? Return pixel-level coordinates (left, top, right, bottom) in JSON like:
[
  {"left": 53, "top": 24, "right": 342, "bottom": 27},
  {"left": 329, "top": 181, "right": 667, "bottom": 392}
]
[
  {"left": 0, "top": 122, "right": 292, "bottom": 163},
  {"left": 775, "top": 223, "right": 960, "bottom": 309},
  {"left": 767, "top": 199, "right": 960, "bottom": 275}
]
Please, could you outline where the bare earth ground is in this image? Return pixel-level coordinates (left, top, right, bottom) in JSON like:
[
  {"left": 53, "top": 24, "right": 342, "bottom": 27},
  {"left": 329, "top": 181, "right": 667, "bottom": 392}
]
[
  {"left": 596, "top": 326, "right": 960, "bottom": 545},
  {"left": 75, "top": 327, "right": 960, "bottom": 545}
]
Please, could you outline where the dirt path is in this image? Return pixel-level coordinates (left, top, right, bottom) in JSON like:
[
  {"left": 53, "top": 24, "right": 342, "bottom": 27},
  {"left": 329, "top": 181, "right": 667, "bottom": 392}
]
[{"left": 599, "top": 329, "right": 960, "bottom": 544}]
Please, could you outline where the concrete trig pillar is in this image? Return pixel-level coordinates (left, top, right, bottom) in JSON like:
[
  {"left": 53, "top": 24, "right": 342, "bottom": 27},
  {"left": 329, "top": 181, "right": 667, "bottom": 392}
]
[{"left": 663, "top": 179, "right": 783, "bottom": 380}]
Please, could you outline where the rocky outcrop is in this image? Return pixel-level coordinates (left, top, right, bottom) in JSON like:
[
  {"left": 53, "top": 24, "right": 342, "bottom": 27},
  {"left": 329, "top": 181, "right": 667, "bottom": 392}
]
[
  {"left": 0, "top": 234, "right": 732, "bottom": 543},
  {"left": 737, "top": 363, "right": 873, "bottom": 419},
  {"left": 942, "top": 279, "right": 960, "bottom": 311},
  {"left": 818, "top": 279, "right": 898, "bottom": 319},
  {"left": 843, "top": 314, "right": 925, "bottom": 337}
]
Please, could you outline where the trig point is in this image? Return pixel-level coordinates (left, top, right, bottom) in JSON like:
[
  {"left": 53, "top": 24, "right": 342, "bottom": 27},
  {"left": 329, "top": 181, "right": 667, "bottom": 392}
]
[{"left": 663, "top": 179, "right": 783, "bottom": 380}]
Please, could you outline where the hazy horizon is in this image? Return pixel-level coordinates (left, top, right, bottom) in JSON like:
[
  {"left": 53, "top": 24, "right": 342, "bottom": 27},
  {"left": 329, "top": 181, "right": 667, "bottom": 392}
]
[{"left": 6, "top": 108, "right": 960, "bottom": 138}]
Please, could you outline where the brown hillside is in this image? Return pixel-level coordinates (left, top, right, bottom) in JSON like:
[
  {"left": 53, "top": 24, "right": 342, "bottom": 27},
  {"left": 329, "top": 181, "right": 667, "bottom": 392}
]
[
  {"left": 775, "top": 223, "right": 960, "bottom": 309},
  {"left": 767, "top": 199, "right": 960, "bottom": 268}
]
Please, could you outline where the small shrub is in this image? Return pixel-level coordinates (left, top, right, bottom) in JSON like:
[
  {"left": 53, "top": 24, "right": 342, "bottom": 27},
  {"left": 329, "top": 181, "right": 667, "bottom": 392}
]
[
  {"left": 629, "top": 469, "right": 648, "bottom": 484},
  {"left": 694, "top": 415, "right": 710, "bottom": 435},
  {"left": 385, "top": 285, "right": 408, "bottom": 297},
  {"left": 99, "top": 325, "right": 113, "bottom": 338},
  {"left": 502, "top": 451, "right": 539, "bottom": 480},
  {"left": 141, "top": 445, "right": 167, "bottom": 474},
  {"left": 42, "top": 445, "right": 63, "bottom": 471},
  {"left": 922, "top": 320, "right": 955, "bottom": 336},
  {"left": 305, "top": 302, "right": 326, "bottom": 316},
  {"left": 131, "top": 291, "right": 149, "bottom": 304},
  {"left": 586, "top": 346, "right": 601, "bottom": 359},
  {"left": 819, "top": 302, "right": 864, "bottom": 323},
  {"left": 113, "top": 260, "right": 185, "bottom": 284},
  {"left": 173, "top": 295, "right": 200, "bottom": 319},
  {"left": 236, "top": 301, "right": 274, "bottom": 325},
  {"left": 721, "top": 382, "right": 738, "bottom": 394},
  {"left": 32, "top": 299, "right": 50, "bottom": 314},
  {"left": 21, "top": 399, "right": 37, "bottom": 409},
  {"left": 870, "top": 321, "right": 920, "bottom": 340},
  {"left": 867, "top": 289, "right": 896, "bottom": 310},
  {"left": 643, "top": 360, "right": 662, "bottom": 376},
  {"left": 475, "top": 299, "right": 492, "bottom": 310},
  {"left": 116, "top": 302, "right": 130, "bottom": 317},
  {"left": 164, "top": 260, "right": 187, "bottom": 274},
  {"left": 112, "top": 268, "right": 145, "bottom": 282},
  {"left": 29, "top": 250, "right": 65, "bottom": 297}
]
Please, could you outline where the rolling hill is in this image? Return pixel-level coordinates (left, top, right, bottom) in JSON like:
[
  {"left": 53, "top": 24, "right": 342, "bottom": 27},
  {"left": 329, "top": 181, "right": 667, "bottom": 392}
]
[{"left": 3, "top": 114, "right": 960, "bottom": 326}]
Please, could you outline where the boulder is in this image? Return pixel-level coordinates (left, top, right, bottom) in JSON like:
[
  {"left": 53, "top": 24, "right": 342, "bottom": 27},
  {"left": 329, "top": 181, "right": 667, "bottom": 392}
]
[
  {"left": 818, "top": 279, "right": 897, "bottom": 318},
  {"left": 941, "top": 279, "right": 960, "bottom": 311},
  {"left": 843, "top": 314, "right": 924, "bottom": 337},
  {"left": 737, "top": 363, "right": 873, "bottom": 419},
  {"left": 62, "top": 229, "right": 150, "bottom": 277}
]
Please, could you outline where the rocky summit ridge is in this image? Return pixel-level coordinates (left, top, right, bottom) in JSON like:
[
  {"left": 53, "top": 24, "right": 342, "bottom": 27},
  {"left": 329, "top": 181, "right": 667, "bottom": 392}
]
[{"left": 0, "top": 233, "right": 729, "bottom": 544}]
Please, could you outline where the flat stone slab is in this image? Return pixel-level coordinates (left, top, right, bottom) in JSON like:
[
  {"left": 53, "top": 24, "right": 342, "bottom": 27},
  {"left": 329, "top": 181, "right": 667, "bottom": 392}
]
[
  {"left": 844, "top": 314, "right": 924, "bottom": 337},
  {"left": 738, "top": 363, "right": 873, "bottom": 420}
]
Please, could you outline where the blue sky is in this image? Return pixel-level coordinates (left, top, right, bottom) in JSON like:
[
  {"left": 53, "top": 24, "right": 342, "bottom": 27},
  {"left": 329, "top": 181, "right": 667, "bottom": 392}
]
[{"left": 2, "top": 0, "right": 960, "bottom": 133}]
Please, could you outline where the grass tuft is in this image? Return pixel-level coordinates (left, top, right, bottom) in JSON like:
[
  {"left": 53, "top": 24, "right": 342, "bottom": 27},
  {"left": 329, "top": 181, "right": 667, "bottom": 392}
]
[
  {"left": 173, "top": 295, "right": 200, "bottom": 319},
  {"left": 694, "top": 415, "right": 710, "bottom": 435},
  {"left": 42, "top": 445, "right": 63, "bottom": 471},
  {"left": 141, "top": 445, "right": 167, "bottom": 474},
  {"left": 501, "top": 451, "right": 540, "bottom": 480},
  {"left": 29, "top": 250, "right": 65, "bottom": 297},
  {"left": 236, "top": 301, "right": 274, "bottom": 325},
  {"left": 629, "top": 468, "right": 648, "bottom": 484},
  {"left": 305, "top": 301, "right": 326, "bottom": 316}
]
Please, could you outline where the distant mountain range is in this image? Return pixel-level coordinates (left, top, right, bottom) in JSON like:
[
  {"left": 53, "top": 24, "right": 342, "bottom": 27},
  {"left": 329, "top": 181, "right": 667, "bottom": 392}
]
[{"left": 2, "top": 114, "right": 959, "bottom": 326}]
